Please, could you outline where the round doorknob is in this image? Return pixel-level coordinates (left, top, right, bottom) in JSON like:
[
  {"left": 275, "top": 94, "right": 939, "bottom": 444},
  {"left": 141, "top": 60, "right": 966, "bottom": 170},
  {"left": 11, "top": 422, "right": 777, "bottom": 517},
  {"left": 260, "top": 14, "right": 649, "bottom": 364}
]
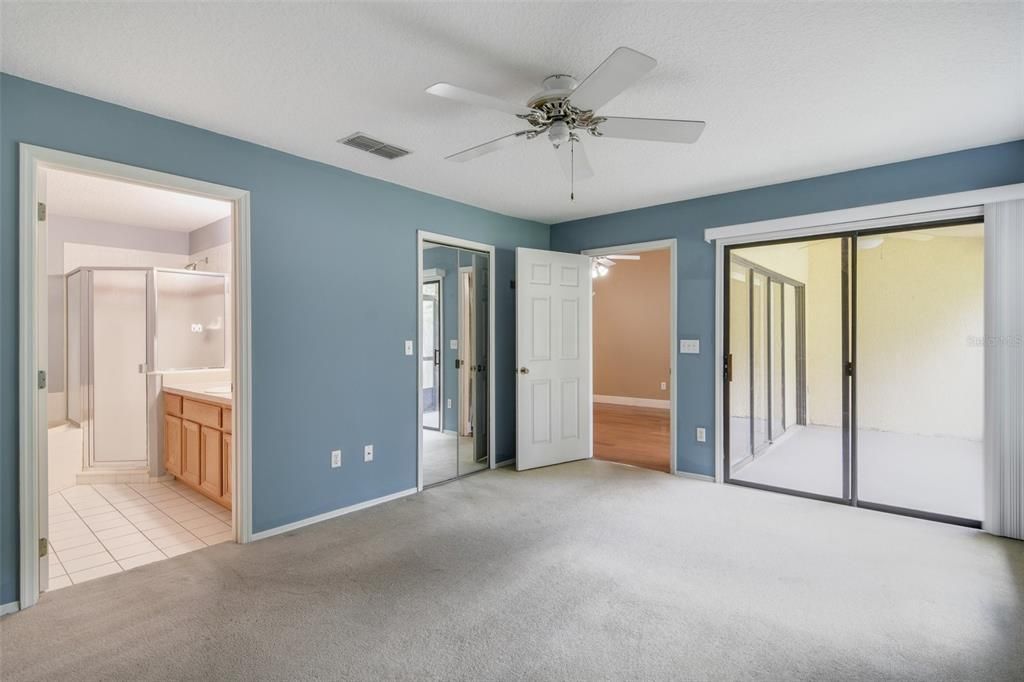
[{"left": 518, "top": 367, "right": 530, "bottom": 375}]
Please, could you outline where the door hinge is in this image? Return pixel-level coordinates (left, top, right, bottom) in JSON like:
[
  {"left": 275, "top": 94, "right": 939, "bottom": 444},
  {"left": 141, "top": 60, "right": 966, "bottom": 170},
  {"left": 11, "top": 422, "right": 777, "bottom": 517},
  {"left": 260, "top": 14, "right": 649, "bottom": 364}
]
[
  {"left": 38, "top": 370, "right": 47, "bottom": 389},
  {"left": 846, "top": 361, "right": 854, "bottom": 377},
  {"left": 37, "top": 202, "right": 47, "bottom": 221},
  {"left": 39, "top": 537, "right": 48, "bottom": 557}
]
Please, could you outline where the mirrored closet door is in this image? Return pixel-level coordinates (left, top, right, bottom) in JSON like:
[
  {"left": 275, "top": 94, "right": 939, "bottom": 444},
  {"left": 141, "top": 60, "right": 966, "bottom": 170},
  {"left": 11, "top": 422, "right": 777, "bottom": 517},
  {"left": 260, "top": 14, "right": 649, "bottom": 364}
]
[{"left": 421, "top": 242, "right": 490, "bottom": 486}]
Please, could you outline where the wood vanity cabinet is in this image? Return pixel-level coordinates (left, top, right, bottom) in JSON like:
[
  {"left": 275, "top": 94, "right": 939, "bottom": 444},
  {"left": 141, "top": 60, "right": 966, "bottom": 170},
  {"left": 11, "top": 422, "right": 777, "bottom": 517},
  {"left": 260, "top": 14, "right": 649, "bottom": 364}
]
[
  {"left": 163, "top": 389, "right": 232, "bottom": 509},
  {"left": 164, "top": 415, "right": 182, "bottom": 476}
]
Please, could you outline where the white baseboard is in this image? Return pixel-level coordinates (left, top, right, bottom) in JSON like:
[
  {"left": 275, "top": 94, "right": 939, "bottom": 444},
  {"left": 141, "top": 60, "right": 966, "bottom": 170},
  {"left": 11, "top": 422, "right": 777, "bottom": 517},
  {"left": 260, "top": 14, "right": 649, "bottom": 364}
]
[
  {"left": 495, "top": 457, "right": 516, "bottom": 468},
  {"left": 1, "top": 600, "right": 20, "bottom": 617},
  {"left": 594, "top": 394, "right": 670, "bottom": 410},
  {"left": 676, "top": 471, "right": 715, "bottom": 483},
  {"left": 251, "top": 487, "right": 418, "bottom": 541}
]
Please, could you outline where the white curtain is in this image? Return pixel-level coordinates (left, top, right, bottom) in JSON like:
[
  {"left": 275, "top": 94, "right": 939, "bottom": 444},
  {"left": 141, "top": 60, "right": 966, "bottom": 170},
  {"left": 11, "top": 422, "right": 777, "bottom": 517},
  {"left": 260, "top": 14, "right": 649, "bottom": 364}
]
[{"left": 984, "top": 199, "right": 1024, "bottom": 539}]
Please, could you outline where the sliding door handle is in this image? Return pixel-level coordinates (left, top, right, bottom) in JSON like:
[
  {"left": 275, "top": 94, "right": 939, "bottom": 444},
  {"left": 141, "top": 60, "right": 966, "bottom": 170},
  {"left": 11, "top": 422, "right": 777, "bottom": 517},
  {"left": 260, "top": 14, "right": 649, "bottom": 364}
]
[{"left": 433, "top": 349, "right": 440, "bottom": 366}]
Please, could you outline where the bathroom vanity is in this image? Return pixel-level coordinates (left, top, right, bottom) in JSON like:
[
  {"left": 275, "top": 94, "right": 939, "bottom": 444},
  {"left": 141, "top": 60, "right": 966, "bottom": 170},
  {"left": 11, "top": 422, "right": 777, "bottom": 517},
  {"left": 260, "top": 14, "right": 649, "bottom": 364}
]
[{"left": 163, "top": 387, "right": 232, "bottom": 509}]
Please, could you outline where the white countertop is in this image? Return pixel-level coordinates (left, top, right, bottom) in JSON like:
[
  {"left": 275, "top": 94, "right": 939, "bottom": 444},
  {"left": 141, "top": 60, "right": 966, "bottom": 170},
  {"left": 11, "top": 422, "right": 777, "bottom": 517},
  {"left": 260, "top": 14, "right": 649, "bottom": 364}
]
[{"left": 163, "top": 384, "right": 233, "bottom": 407}]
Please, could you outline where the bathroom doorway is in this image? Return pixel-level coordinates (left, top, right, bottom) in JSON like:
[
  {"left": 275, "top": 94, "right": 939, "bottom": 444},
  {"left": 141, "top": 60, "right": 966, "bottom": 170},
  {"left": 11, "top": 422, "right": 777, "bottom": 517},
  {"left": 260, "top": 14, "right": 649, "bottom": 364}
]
[{"left": 19, "top": 146, "right": 253, "bottom": 608}]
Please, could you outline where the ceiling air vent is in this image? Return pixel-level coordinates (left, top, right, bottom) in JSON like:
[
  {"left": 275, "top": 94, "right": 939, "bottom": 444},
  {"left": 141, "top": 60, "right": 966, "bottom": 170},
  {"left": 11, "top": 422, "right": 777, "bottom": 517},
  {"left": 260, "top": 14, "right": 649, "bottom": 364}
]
[{"left": 338, "top": 133, "right": 411, "bottom": 160}]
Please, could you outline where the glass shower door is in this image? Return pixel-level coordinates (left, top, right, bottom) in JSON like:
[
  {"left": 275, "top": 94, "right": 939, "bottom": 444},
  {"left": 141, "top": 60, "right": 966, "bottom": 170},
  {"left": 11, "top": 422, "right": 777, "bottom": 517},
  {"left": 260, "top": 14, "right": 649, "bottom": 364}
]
[{"left": 90, "top": 269, "right": 149, "bottom": 466}]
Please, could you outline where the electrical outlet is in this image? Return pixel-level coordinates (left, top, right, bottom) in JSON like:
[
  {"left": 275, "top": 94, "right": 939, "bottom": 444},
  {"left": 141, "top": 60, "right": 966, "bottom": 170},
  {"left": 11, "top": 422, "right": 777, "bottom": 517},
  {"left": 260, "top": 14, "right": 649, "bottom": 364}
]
[
  {"left": 660, "top": 381, "right": 667, "bottom": 391},
  {"left": 331, "top": 449, "right": 342, "bottom": 468},
  {"left": 363, "top": 444, "right": 374, "bottom": 462},
  {"left": 696, "top": 427, "right": 706, "bottom": 443},
  {"left": 404, "top": 340, "right": 414, "bottom": 355}
]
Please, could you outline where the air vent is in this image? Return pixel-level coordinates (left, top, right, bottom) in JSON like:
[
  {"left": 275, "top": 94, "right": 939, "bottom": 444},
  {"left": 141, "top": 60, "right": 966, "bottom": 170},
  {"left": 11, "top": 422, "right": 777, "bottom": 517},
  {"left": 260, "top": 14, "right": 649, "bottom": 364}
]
[{"left": 338, "top": 133, "right": 411, "bottom": 160}]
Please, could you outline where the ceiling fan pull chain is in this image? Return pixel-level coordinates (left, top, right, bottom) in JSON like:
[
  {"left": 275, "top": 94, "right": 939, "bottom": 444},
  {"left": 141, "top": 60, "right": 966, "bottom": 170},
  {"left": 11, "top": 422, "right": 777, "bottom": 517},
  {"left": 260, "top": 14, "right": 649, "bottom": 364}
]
[{"left": 570, "top": 139, "right": 575, "bottom": 201}]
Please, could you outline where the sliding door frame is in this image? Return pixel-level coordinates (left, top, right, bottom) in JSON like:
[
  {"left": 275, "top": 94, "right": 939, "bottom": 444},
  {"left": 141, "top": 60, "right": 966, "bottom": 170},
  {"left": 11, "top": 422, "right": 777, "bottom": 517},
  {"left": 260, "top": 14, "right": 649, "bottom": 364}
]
[{"left": 720, "top": 218, "right": 985, "bottom": 526}]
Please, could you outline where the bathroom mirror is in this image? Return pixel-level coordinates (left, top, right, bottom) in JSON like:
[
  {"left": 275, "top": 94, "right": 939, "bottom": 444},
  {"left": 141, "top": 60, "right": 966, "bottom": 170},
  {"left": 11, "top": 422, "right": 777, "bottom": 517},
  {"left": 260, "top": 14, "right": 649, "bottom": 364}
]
[{"left": 155, "top": 269, "right": 227, "bottom": 371}]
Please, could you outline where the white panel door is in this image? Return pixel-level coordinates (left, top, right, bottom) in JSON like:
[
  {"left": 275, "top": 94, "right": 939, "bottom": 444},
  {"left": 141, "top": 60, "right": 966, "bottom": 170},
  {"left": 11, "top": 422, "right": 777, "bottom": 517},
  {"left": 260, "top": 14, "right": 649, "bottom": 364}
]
[{"left": 516, "top": 248, "right": 592, "bottom": 470}]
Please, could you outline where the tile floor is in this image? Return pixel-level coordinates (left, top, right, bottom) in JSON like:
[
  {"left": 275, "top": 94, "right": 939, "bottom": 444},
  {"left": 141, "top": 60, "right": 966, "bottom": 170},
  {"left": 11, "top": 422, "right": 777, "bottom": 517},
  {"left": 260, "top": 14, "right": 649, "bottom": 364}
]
[{"left": 47, "top": 481, "right": 232, "bottom": 590}]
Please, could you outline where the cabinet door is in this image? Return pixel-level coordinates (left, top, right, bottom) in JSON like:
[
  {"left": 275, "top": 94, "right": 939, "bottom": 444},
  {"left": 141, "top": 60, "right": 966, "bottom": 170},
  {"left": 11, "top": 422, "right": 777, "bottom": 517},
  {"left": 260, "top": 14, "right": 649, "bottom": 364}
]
[
  {"left": 221, "top": 433, "right": 232, "bottom": 505},
  {"left": 182, "top": 420, "right": 201, "bottom": 486},
  {"left": 164, "top": 415, "right": 182, "bottom": 476},
  {"left": 200, "top": 426, "right": 223, "bottom": 498}
]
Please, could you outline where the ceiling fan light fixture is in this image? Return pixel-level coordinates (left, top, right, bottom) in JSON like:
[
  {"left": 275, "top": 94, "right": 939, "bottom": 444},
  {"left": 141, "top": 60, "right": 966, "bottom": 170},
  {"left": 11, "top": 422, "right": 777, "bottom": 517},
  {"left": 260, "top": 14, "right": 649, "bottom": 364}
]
[{"left": 548, "top": 120, "right": 570, "bottom": 148}]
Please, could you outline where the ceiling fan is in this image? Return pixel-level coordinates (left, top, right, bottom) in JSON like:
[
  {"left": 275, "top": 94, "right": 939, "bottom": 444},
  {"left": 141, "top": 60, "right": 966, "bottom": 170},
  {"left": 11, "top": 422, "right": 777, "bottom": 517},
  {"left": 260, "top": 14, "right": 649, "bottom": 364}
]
[
  {"left": 591, "top": 253, "right": 640, "bottom": 278},
  {"left": 425, "top": 47, "right": 706, "bottom": 199}
]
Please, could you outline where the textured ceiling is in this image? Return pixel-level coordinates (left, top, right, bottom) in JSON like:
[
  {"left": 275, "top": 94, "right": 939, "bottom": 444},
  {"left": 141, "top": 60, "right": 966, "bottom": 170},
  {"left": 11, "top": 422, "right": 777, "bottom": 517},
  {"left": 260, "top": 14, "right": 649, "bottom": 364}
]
[
  {"left": 3, "top": 2, "right": 1022, "bottom": 224},
  {"left": 47, "top": 169, "right": 231, "bottom": 232}
]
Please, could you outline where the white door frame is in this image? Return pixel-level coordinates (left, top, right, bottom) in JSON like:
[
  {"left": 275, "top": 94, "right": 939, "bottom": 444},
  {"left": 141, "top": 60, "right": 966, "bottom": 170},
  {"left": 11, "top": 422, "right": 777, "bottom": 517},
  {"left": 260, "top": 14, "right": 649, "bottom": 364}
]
[
  {"left": 18, "top": 144, "right": 254, "bottom": 611},
  {"left": 705, "top": 182, "right": 1024, "bottom": 483},
  {"left": 416, "top": 231, "right": 496, "bottom": 490},
  {"left": 582, "top": 239, "right": 678, "bottom": 476}
]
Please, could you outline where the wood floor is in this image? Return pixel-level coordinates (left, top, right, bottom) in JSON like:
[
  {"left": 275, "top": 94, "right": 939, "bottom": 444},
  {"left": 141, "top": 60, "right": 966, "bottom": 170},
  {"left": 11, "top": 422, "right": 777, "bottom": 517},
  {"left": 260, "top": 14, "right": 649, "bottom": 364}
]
[{"left": 593, "top": 403, "right": 671, "bottom": 473}]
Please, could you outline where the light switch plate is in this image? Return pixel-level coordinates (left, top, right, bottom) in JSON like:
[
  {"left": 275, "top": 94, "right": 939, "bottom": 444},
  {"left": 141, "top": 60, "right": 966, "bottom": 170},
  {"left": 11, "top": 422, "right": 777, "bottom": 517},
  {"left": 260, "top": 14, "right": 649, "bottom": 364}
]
[
  {"left": 449, "top": 339, "right": 458, "bottom": 350},
  {"left": 680, "top": 339, "right": 700, "bottom": 354},
  {"left": 447, "top": 398, "right": 452, "bottom": 409},
  {"left": 696, "top": 427, "right": 706, "bottom": 443},
  {"left": 363, "top": 444, "right": 374, "bottom": 462},
  {"left": 660, "top": 381, "right": 667, "bottom": 391},
  {"left": 404, "top": 340, "right": 414, "bottom": 355},
  {"left": 331, "top": 449, "right": 342, "bottom": 468}
]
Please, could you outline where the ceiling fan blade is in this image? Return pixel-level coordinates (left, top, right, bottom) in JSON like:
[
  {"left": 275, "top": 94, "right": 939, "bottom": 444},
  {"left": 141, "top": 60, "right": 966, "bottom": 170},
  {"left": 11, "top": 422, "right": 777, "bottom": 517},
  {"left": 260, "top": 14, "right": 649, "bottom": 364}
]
[
  {"left": 426, "top": 83, "right": 534, "bottom": 117},
  {"left": 598, "top": 116, "right": 706, "bottom": 144},
  {"left": 605, "top": 254, "right": 641, "bottom": 260},
  {"left": 569, "top": 47, "right": 657, "bottom": 113},
  {"left": 445, "top": 130, "right": 532, "bottom": 162},
  {"left": 555, "top": 138, "right": 594, "bottom": 181},
  {"left": 596, "top": 257, "right": 617, "bottom": 267}
]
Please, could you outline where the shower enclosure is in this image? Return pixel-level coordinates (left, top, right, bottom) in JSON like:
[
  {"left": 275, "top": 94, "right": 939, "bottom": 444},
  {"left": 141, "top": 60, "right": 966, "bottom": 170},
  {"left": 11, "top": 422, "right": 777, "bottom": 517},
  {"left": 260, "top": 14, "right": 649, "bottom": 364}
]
[{"left": 65, "top": 267, "right": 227, "bottom": 473}]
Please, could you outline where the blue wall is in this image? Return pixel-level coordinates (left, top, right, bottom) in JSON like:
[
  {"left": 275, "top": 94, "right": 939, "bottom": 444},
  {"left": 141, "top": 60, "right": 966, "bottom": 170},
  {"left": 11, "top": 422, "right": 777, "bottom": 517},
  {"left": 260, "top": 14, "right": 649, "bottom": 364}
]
[
  {"left": 0, "top": 74, "right": 547, "bottom": 605},
  {"left": 551, "top": 140, "right": 1024, "bottom": 478}
]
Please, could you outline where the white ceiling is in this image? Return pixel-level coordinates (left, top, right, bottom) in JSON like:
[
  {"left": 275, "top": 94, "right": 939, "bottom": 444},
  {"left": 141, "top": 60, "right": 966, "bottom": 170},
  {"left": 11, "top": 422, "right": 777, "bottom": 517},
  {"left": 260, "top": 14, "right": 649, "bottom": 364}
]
[
  {"left": 46, "top": 168, "right": 231, "bottom": 232},
  {"left": 3, "top": 2, "right": 1021, "bottom": 225}
]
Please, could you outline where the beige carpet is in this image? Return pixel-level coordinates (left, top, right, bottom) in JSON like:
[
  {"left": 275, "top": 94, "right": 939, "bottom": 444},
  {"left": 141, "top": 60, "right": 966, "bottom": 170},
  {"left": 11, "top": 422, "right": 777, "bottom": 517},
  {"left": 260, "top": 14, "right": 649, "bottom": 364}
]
[{"left": 1, "top": 460, "right": 1022, "bottom": 680}]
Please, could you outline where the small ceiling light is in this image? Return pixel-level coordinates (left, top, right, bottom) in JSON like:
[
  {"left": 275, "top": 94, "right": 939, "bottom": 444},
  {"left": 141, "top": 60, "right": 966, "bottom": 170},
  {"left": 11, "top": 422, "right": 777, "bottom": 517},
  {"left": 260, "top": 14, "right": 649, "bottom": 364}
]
[
  {"left": 597, "top": 264, "right": 609, "bottom": 277},
  {"left": 548, "top": 120, "right": 570, "bottom": 148}
]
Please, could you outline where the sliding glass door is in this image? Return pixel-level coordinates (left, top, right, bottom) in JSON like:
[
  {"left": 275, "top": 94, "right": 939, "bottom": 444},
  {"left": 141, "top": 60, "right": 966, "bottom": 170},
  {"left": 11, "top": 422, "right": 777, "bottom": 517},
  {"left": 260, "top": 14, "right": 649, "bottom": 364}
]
[
  {"left": 726, "top": 238, "right": 847, "bottom": 501},
  {"left": 854, "top": 224, "right": 985, "bottom": 522},
  {"left": 724, "top": 223, "right": 984, "bottom": 526}
]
